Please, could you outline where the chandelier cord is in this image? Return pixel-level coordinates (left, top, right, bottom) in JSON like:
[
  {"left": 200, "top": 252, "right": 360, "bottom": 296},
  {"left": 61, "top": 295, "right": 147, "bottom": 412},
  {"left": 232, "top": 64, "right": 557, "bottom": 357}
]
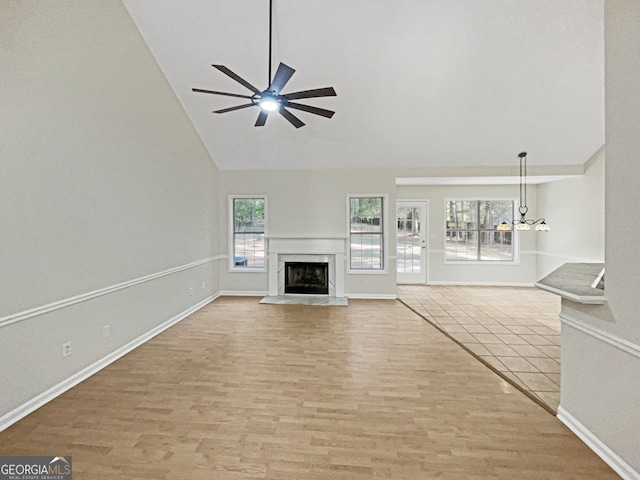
[
  {"left": 519, "top": 152, "right": 527, "bottom": 215},
  {"left": 496, "top": 151, "right": 549, "bottom": 232},
  {"left": 520, "top": 153, "right": 527, "bottom": 207}
]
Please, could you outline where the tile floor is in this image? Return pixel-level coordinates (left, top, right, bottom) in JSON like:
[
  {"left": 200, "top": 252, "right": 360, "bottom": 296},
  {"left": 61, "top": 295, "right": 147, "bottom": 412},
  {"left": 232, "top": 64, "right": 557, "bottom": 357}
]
[{"left": 397, "top": 285, "right": 562, "bottom": 413}]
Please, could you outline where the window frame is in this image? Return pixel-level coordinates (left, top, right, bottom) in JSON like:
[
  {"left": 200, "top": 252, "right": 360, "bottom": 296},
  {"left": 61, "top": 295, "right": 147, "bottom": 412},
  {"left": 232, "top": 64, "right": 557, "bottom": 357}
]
[
  {"left": 228, "top": 194, "right": 268, "bottom": 273},
  {"left": 443, "top": 197, "right": 519, "bottom": 265},
  {"left": 347, "top": 194, "right": 389, "bottom": 274}
]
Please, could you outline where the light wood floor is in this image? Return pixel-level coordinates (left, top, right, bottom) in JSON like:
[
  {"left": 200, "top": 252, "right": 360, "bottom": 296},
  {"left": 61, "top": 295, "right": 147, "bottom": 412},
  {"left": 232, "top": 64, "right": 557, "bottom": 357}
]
[{"left": 0, "top": 298, "right": 617, "bottom": 479}]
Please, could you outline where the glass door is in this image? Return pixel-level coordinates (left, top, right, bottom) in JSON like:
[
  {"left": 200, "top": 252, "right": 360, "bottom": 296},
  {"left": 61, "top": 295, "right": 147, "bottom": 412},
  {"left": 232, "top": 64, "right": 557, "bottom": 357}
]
[{"left": 396, "top": 201, "right": 428, "bottom": 284}]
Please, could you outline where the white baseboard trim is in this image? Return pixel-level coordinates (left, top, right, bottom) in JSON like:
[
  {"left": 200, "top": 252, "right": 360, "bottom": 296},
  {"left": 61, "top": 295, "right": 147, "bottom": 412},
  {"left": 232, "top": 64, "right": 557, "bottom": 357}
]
[
  {"left": 346, "top": 294, "right": 397, "bottom": 300},
  {"left": 560, "top": 313, "right": 640, "bottom": 360},
  {"left": 557, "top": 406, "right": 639, "bottom": 480},
  {"left": 536, "top": 251, "right": 603, "bottom": 264},
  {"left": 0, "top": 294, "right": 218, "bottom": 433},
  {"left": 219, "top": 291, "right": 269, "bottom": 297},
  {"left": 426, "top": 281, "right": 535, "bottom": 287},
  {"left": 0, "top": 256, "right": 225, "bottom": 329}
]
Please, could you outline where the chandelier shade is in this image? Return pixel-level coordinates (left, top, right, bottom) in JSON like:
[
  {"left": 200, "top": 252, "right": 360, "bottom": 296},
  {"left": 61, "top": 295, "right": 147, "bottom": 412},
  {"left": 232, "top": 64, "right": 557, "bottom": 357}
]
[{"left": 496, "top": 221, "right": 511, "bottom": 231}]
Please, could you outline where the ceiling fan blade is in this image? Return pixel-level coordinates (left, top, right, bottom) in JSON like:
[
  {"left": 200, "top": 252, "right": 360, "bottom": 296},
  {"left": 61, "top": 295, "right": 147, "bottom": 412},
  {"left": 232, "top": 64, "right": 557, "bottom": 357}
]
[
  {"left": 255, "top": 110, "right": 269, "bottom": 127},
  {"left": 192, "top": 88, "right": 254, "bottom": 100},
  {"left": 279, "top": 107, "right": 305, "bottom": 128},
  {"left": 212, "top": 65, "right": 261, "bottom": 94},
  {"left": 268, "top": 63, "right": 295, "bottom": 95},
  {"left": 284, "top": 87, "right": 337, "bottom": 101},
  {"left": 285, "top": 102, "right": 335, "bottom": 119},
  {"left": 214, "top": 103, "right": 257, "bottom": 114}
]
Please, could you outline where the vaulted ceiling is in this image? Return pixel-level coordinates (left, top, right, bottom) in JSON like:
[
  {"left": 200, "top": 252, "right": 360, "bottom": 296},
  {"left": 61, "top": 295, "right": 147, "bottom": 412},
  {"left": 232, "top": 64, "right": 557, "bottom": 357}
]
[{"left": 123, "top": 0, "right": 604, "bottom": 172}]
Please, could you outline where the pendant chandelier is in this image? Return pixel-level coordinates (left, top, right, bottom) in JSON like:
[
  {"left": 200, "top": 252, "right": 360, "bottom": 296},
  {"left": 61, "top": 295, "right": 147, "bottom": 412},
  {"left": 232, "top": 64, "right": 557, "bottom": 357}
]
[{"left": 497, "top": 152, "right": 550, "bottom": 232}]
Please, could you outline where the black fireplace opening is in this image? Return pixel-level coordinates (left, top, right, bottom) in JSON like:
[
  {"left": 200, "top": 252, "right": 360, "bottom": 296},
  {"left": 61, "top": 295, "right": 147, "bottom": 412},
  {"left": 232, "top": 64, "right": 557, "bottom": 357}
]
[{"left": 285, "top": 262, "right": 329, "bottom": 295}]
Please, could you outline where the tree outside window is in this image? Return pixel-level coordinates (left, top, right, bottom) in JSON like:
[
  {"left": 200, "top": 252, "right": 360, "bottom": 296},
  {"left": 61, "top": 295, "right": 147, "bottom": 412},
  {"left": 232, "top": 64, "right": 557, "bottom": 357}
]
[
  {"left": 445, "top": 200, "right": 514, "bottom": 262},
  {"left": 350, "top": 196, "right": 384, "bottom": 270},
  {"left": 233, "top": 197, "right": 265, "bottom": 269}
]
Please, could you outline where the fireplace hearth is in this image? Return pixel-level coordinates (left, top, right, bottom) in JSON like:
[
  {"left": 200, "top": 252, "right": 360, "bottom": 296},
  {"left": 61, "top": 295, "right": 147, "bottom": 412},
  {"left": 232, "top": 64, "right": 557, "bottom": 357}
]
[{"left": 285, "top": 262, "right": 329, "bottom": 295}]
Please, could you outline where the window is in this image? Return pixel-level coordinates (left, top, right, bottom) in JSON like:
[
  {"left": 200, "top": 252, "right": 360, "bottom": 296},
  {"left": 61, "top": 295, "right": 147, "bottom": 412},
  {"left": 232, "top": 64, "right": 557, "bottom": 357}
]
[
  {"left": 230, "top": 196, "right": 266, "bottom": 270},
  {"left": 445, "top": 199, "right": 515, "bottom": 262},
  {"left": 349, "top": 196, "right": 385, "bottom": 270}
]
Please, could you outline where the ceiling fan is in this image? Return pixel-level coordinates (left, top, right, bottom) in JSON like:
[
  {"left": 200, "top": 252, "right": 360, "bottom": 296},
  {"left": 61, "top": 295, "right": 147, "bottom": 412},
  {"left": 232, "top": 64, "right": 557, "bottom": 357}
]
[{"left": 191, "top": 0, "right": 336, "bottom": 129}]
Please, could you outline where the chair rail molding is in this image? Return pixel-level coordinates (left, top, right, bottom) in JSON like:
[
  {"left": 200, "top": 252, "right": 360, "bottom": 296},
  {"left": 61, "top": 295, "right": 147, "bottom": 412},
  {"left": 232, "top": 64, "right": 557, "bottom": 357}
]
[
  {"left": 0, "top": 256, "right": 225, "bottom": 329},
  {"left": 560, "top": 313, "right": 640, "bottom": 360}
]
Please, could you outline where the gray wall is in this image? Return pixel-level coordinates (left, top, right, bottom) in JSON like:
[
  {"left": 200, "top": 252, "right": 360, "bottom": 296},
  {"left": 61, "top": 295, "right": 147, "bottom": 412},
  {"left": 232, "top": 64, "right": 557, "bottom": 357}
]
[
  {"left": 396, "top": 184, "right": 539, "bottom": 285},
  {"left": 3, "top": 3, "right": 636, "bottom": 476},
  {"left": 536, "top": 148, "right": 605, "bottom": 279},
  {"left": 0, "top": 0, "right": 219, "bottom": 422},
  {"left": 604, "top": 1, "right": 640, "bottom": 347},
  {"left": 557, "top": 2, "right": 640, "bottom": 476},
  {"left": 218, "top": 169, "right": 397, "bottom": 297},
  {"left": 218, "top": 168, "right": 603, "bottom": 292}
]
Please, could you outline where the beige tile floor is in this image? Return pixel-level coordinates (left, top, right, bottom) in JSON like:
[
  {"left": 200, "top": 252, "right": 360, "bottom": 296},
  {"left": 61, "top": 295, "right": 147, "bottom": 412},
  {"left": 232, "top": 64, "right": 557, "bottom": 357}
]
[{"left": 397, "top": 285, "right": 562, "bottom": 413}]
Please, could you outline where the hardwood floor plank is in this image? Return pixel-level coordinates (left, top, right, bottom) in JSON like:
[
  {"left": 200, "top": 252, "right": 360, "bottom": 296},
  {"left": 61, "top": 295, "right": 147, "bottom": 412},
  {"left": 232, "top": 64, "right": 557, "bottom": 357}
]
[{"left": 0, "top": 297, "right": 617, "bottom": 479}]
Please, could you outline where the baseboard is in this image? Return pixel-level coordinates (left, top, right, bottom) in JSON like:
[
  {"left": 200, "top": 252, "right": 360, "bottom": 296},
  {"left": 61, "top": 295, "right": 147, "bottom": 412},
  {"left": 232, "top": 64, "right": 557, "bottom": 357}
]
[
  {"left": 536, "top": 251, "right": 604, "bottom": 264},
  {"left": 345, "top": 294, "right": 397, "bottom": 300},
  {"left": 219, "top": 291, "right": 269, "bottom": 297},
  {"left": 426, "top": 281, "right": 535, "bottom": 287},
  {"left": 0, "top": 294, "right": 218, "bottom": 433},
  {"left": 557, "top": 406, "right": 640, "bottom": 480}
]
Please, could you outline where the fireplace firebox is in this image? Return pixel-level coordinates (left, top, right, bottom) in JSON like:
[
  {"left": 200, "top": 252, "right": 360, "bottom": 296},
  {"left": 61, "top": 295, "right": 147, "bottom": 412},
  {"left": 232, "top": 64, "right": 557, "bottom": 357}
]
[{"left": 284, "top": 262, "right": 329, "bottom": 295}]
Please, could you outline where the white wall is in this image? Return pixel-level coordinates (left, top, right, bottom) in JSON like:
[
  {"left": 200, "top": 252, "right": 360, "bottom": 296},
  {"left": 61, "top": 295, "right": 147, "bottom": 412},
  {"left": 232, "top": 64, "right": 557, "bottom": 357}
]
[
  {"left": 218, "top": 169, "right": 397, "bottom": 298},
  {"left": 0, "top": 0, "right": 220, "bottom": 426},
  {"left": 556, "top": 2, "right": 640, "bottom": 477},
  {"left": 536, "top": 147, "right": 605, "bottom": 279},
  {"left": 396, "top": 184, "right": 538, "bottom": 285}
]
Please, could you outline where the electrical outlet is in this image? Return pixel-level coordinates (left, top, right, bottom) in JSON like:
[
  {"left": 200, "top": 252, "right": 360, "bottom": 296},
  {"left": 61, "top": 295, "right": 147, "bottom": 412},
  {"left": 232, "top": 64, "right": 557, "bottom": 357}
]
[
  {"left": 102, "top": 324, "right": 110, "bottom": 338},
  {"left": 62, "top": 342, "right": 71, "bottom": 358},
  {"left": 202, "top": 281, "right": 206, "bottom": 289},
  {"left": 189, "top": 286, "right": 194, "bottom": 296}
]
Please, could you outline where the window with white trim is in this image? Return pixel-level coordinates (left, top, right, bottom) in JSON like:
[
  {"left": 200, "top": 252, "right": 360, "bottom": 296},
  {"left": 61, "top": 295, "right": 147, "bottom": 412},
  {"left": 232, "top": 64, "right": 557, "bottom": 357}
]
[
  {"left": 349, "top": 196, "right": 384, "bottom": 270},
  {"left": 445, "top": 199, "right": 515, "bottom": 262},
  {"left": 230, "top": 196, "right": 266, "bottom": 270}
]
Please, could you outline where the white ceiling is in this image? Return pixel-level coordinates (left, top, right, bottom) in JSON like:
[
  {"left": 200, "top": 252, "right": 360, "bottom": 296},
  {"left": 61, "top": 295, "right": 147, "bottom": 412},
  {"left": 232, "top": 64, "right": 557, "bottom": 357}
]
[{"left": 123, "top": 0, "right": 604, "bottom": 172}]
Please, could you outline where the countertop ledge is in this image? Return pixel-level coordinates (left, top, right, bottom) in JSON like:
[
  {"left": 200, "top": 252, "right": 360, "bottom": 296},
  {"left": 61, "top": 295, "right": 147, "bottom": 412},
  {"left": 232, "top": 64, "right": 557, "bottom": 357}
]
[{"left": 535, "top": 262, "right": 606, "bottom": 305}]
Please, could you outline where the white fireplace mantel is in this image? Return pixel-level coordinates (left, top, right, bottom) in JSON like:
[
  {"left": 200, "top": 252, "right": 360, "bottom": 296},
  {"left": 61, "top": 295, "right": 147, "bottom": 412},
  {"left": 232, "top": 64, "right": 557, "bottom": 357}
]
[{"left": 266, "top": 235, "right": 346, "bottom": 297}]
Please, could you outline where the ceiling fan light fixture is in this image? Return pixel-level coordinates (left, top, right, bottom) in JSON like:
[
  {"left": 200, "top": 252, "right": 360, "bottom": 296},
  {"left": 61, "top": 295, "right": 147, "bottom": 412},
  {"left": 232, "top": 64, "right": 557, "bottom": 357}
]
[
  {"left": 190, "top": 0, "right": 336, "bottom": 128},
  {"left": 259, "top": 95, "right": 280, "bottom": 111}
]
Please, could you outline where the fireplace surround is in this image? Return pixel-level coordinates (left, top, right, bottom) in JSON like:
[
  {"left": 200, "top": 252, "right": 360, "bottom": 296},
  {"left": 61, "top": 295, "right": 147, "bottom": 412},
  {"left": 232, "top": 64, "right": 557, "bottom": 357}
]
[{"left": 267, "top": 236, "right": 346, "bottom": 298}]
